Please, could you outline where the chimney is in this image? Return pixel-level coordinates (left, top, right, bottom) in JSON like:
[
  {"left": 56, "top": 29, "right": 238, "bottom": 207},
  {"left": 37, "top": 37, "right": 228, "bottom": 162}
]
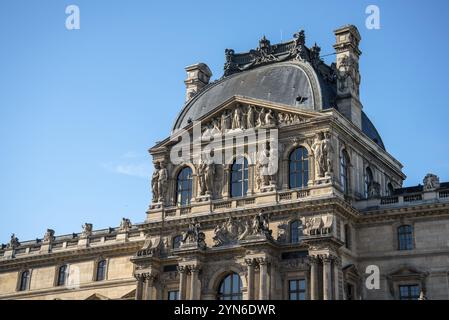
[
  {"left": 184, "top": 63, "right": 212, "bottom": 102},
  {"left": 333, "top": 25, "right": 362, "bottom": 129}
]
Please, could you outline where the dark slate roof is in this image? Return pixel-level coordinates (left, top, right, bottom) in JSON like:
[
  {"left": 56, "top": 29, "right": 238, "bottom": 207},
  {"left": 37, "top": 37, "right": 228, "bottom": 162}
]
[{"left": 172, "top": 31, "right": 385, "bottom": 150}]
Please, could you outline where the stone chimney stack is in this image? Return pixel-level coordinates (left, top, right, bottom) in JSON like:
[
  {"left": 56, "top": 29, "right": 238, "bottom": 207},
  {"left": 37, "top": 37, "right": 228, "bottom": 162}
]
[
  {"left": 184, "top": 63, "right": 212, "bottom": 102},
  {"left": 333, "top": 25, "right": 362, "bottom": 129}
]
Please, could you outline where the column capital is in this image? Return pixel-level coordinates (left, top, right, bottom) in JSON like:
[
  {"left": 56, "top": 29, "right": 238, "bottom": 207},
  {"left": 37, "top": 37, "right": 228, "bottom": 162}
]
[
  {"left": 244, "top": 258, "right": 255, "bottom": 266},
  {"left": 188, "top": 264, "right": 201, "bottom": 273},
  {"left": 177, "top": 265, "right": 187, "bottom": 273},
  {"left": 256, "top": 257, "right": 270, "bottom": 265}
]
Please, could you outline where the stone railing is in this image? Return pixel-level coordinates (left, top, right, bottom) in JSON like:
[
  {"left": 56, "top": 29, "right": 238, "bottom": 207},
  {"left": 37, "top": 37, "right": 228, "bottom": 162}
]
[{"left": 357, "top": 189, "right": 449, "bottom": 211}]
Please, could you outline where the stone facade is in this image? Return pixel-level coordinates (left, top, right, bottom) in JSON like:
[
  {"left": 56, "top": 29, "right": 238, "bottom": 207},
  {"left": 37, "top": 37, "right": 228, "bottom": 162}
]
[{"left": 1, "top": 24, "right": 449, "bottom": 300}]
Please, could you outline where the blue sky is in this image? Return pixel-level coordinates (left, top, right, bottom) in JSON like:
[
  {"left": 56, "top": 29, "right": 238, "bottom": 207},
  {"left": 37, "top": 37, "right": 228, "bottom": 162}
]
[{"left": 1, "top": 0, "right": 448, "bottom": 242}]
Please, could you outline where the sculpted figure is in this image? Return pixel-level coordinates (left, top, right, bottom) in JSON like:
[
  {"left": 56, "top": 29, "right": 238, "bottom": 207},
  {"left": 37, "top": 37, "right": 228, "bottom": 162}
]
[
  {"left": 256, "top": 108, "right": 265, "bottom": 127},
  {"left": 157, "top": 162, "right": 168, "bottom": 201},
  {"left": 265, "top": 109, "right": 275, "bottom": 126},
  {"left": 312, "top": 132, "right": 333, "bottom": 178},
  {"left": 231, "top": 108, "right": 242, "bottom": 130},
  {"left": 151, "top": 162, "right": 160, "bottom": 202},
  {"left": 246, "top": 105, "right": 255, "bottom": 129},
  {"left": 8, "top": 233, "right": 20, "bottom": 249},
  {"left": 43, "top": 229, "right": 55, "bottom": 243}
]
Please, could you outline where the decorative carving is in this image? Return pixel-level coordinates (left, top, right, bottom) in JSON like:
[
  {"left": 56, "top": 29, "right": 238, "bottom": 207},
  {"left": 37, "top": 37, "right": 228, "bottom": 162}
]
[
  {"left": 423, "top": 173, "right": 440, "bottom": 191},
  {"left": 157, "top": 162, "right": 169, "bottom": 202},
  {"left": 312, "top": 131, "right": 334, "bottom": 178},
  {"left": 276, "top": 221, "right": 288, "bottom": 243},
  {"left": 256, "top": 142, "right": 277, "bottom": 191},
  {"left": 302, "top": 215, "right": 334, "bottom": 236},
  {"left": 197, "top": 156, "right": 215, "bottom": 196},
  {"left": 240, "top": 212, "right": 273, "bottom": 241},
  {"left": 119, "top": 218, "right": 132, "bottom": 232},
  {"left": 7, "top": 234, "right": 20, "bottom": 249},
  {"left": 180, "top": 219, "right": 206, "bottom": 249},
  {"left": 136, "top": 235, "right": 161, "bottom": 257},
  {"left": 81, "top": 223, "right": 93, "bottom": 238},
  {"left": 151, "top": 162, "right": 160, "bottom": 203},
  {"left": 368, "top": 181, "right": 381, "bottom": 198},
  {"left": 43, "top": 229, "right": 55, "bottom": 243},
  {"left": 213, "top": 216, "right": 246, "bottom": 247}
]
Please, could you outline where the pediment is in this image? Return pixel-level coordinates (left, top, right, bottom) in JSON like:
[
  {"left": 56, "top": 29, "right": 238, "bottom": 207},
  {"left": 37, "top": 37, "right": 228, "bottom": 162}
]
[
  {"left": 389, "top": 266, "right": 425, "bottom": 278},
  {"left": 121, "top": 289, "right": 136, "bottom": 299},
  {"left": 85, "top": 293, "right": 110, "bottom": 300},
  {"left": 155, "top": 96, "right": 324, "bottom": 151}
]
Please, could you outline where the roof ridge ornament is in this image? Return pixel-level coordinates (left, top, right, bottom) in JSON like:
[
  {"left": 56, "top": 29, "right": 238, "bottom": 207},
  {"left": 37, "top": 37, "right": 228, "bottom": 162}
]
[{"left": 222, "top": 28, "right": 332, "bottom": 80}]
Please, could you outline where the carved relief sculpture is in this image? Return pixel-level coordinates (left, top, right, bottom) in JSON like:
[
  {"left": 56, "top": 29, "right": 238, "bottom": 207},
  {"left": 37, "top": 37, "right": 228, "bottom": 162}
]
[{"left": 423, "top": 173, "right": 440, "bottom": 191}]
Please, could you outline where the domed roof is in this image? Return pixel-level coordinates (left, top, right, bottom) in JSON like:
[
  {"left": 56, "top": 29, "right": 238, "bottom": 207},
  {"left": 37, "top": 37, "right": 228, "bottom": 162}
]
[
  {"left": 173, "top": 61, "right": 337, "bottom": 131},
  {"left": 172, "top": 32, "right": 385, "bottom": 150}
]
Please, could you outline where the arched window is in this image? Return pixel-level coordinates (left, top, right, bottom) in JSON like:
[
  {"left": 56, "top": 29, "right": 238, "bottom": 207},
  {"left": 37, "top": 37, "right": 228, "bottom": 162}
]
[
  {"left": 398, "top": 225, "right": 413, "bottom": 250},
  {"left": 230, "top": 157, "right": 248, "bottom": 198},
  {"left": 217, "top": 273, "right": 242, "bottom": 300},
  {"left": 340, "top": 150, "right": 350, "bottom": 194},
  {"left": 289, "top": 147, "right": 309, "bottom": 189},
  {"left": 364, "top": 167, "right": 373, "bottom": 198},
  {"left": 176, "top": 167, "right": 193, "bottom": 206},
  {"left": 95, "top": 260, "right": 107, "bottom": 281},
  {"left": 19, "top": 270, "right": 30, "bottom": 291},
  {"left": 57, "top": 265, "right": 68, "bottom": 286},
  {"left": 172, "top": 235, "right": 183, "bottom": 249},
  {"left": 290, "top": 220, "right": 303, "bottom": 244}
]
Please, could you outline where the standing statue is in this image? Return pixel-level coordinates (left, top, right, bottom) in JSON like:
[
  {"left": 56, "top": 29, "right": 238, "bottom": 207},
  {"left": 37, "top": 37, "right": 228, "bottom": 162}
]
[
  {"left": 151, "top": 162, "right": 160, "bottom": 202},
  {"left": 7, "top": 233, "right": 20, "bottom": 249},
  {"left": 43, "top": 229, "right": 55, "bottom": 243},
  {"left": 256, "top": 143, "right": 275, "bottom": 188},
  {"left": 231, "top": 108, "right": 242, "bottom": 130},
  {"left": 256, "top": 108, "right": 265, "bottom": 127},
  {"left": 197, "top": 159, "right": 207, "bottom": 196},
  {"left": 246, "top": 105, "right": 255, "bottom": 129},
  {"left": 181, "top": 219, "right": 206, "bottom": 249},
  {"left": 312, "top": 132, "right": 334, "bottom": 178},
  {"left": 157, "top": 162, "right": 168, "bottom": 202}
]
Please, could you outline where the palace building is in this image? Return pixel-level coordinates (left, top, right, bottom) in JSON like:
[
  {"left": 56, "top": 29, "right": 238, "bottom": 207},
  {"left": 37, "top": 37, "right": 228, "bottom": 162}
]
[{"left": 1, "top": 24, "right": 449, "bottom": 300}]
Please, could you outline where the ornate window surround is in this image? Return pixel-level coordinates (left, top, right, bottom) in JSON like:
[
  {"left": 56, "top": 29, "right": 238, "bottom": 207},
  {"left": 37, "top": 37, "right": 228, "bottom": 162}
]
[
  {"left": 175, "top": 166, "right": 194, "bottom": 207},
  {"left": 92, "top": 257, "right": 109, "bottom": 282},
  {"left": 54, "top": 263, "right": 69, "bottom": 287},
  {"left": 387, "top": 266, "right": 428, "bottom": 300},
  {"left": 16, "top": 269, "right": 32, "bottom": 292},
  {"left": 288, "top": 147, "right": 310, "bottom": 189},
  {"left": 281, "top": 142, "right": 313, "bottom": 191}
]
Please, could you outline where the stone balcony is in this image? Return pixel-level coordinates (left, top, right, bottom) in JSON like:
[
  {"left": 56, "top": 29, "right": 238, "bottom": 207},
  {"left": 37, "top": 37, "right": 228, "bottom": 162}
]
[{"left": 354, "top": 188, "right": 449, "bottom": 212}]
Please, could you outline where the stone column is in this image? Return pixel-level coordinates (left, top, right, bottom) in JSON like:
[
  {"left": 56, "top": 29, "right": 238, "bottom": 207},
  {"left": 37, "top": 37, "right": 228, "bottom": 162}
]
[
  {"left": 258, "top": 258, "right": 268, "bottom": 300},
  {"left": 309, "top": 256, "right": 319, "bottom": 300},
  {"left": 333, "top": 257, "right": 341, "bottom": 300},
  {"left": 144, "top": 274, "right": 156, "bottom": 300},
  {"left": 178, "top": 266, "right": 187, "bottom": 300},
  {"left": 135, "top": 274, "right": 144, "bottom": 300},
  {"left": 322, "top": 256, "right": 332, "bottom": 300},
  {"left": 189, "top": 265, "right": 201, "bottom": 300},
  {"left": 245, "top": 259, "right": 255, "bottom": 300}
]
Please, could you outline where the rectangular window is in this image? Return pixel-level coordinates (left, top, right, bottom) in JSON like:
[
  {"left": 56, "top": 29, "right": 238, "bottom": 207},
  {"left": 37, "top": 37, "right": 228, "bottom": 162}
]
[
  {"left": 288, "top": 279, "right": 306, "bottom": 300},
  {"left": 168, "top": 290, "right": 179, "bottom": 300},
  {"left": 399, "top": 284, "right": 420, "bottom": 300}
]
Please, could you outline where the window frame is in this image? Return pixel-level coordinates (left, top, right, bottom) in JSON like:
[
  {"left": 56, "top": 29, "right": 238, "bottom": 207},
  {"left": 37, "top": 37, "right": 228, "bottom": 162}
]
[
  {"left": 289, "top": 220, "right": 303, "bottom": 244},
  {"left": 94, "top": 259, "right": 108, "bottom": 282},
  {"left": 56, "top": 264, "right": 68, "bottom": 287},
  {"left": 217, "top": 273, "right": 243, "bottom": 300},
  {"left": 18, "top": 269, "right": 31, "bottom": 292},
  {"left": 168, "top": 290, "right": 179, "bottom": 300},
  {"left": 172, "top": 235, "right": 183, "bottom": 249},
  {"left": 288, "top": 279, "right": 307, "bottom": 300},
  {"left": 230, "top": 157, "right": 249, "bottom": 198},
  {"left": 398, "top": 284, "right": 420, "bottom": 300},
  {"left": 176, "top": 167, "right": 193, "bottom": 207},
  {"left": 397, "top": 225, "right": 414, "bottom": 251},
  {"left": 288, "top": 147, "right": 309, "bottom": 189}
]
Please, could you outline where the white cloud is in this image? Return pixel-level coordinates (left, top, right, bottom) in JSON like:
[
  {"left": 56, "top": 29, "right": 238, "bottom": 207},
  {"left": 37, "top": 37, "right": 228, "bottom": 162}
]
[{"left": 102, "top": 162, "right": 150, "bottom": 179}]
